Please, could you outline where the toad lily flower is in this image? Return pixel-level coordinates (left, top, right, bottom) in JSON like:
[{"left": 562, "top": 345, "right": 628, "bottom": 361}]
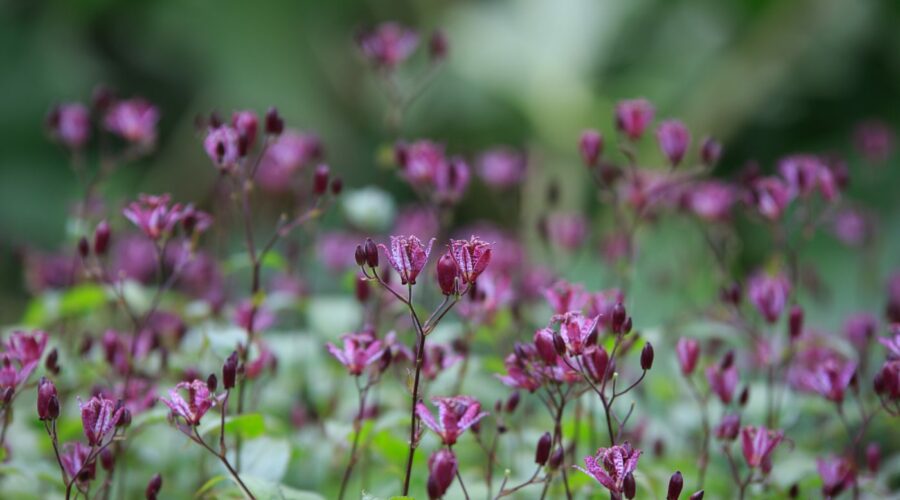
[
  {"left": 123, "top": 194, "right": 185, "bottom": 241},
  {"left": 79, "top": 395, "right": 125, "bottom": 445},
  {"left": 747, "top": 272, "right": 791, "bottom": 324},
  {"left": 555, "top": 311, "right": 601, "bottom": 356},
  {"left": 575, "top": 443, "right": 642, "bottom": 494},
  {"left": 5, "top": 330, "right": 48, "bottom": 366},
  {"left": 161, "top": 380, "right": 220, "bottom": 426},
  {"left": 326, "top": 333, "right": 386, "bottom": 376},
  {"left": 416, "top": 396, "right": 488, "bottom": 445},
  {"left": 791, "top": 357, "right": 856, "bottom": 403},
  {"left": 449, "top": 237, "right": 492, "bottom": 285},
  {"left": 379, "top": 235, "right": 435, "bottom": 285},
  {"left": 741, "top": 426, "right": 784, "bottom": 471}
]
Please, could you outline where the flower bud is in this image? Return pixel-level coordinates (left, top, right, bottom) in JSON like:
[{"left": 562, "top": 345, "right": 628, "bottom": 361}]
[
  {"left": 264, "top": 107, "right": 283, "bottom": 135},
  {"left": 313, "top": 164, "right": 330, "bottom": 195},
  {"left": 611, "top": 303, "right": 627, "bottom": 334},
  {"left": 78, "top": 237, "right": 90, "bottom": 258},
  {"left": 355, "top": 277, "right": 370, "bottom": 303},
  {"left": 206, "top": 373, "right": 218, "bottom": 392},
  {"left": 623, "top": 317, "right": 633, "bottom": 335},
  {"left": 354, "top": 245, "right": 366, "bottom": 267},
  {"left": 552, "top": 332, "right": 567, "bottom": 357},
  {"left": 788, "top": 306, "right": 803, "bottom": 341},
  {"left": 145, "top": 473, "right": 163, "bottom": 500},
  {"left": 429, "top": 30, "right": 448, "bottom": 62},
  {"left": 437, "top": 253, "right": 458, "bottom": 295},
  {"left": 720, "top": 283, "right": 741, "bottom": 305},
  {"left": 1, "top": 387, "right": 12, "bottom": 405},
  {"left": 624, "top": 472, "right": 636, "bottom": 499},
  {"left": 330, "top": 177, "right": 343, "bottom": 195},
  {"left": 37, "top": 377, "right": 59, "bottom": 420},
  {"left": 378, "top": 348, "right": 392, "bottom": 373},
  {"left": 117, "top": 408, "right": 132, "bottom": 428},
  {"left": 579, "top": 129, "right": 603, "bottom": 167},
  {"left": 738, "top": 386, "right": 749, "bottom": 407},
  {"left": 788, "top": 484, "right": 799, "bottom": 498},
  {"left": 505, "top": 391, "right": 520, "bottom": 413},
  {"left": 867, "top": 442, "right": 880, "bottom": 473},
  {"left": 640, "top": 342, "right": 654, "bottom": 370},
  {"left": 100, "top": 448, "right": 115, "bottom": 471},
  {"left": 690, "top": 491, "right": 705, "bottom": 500},
  {"left": 364, "top": 238, "right": 379, "bottom": 268},
  {"left": 657, "top": 120, "right": 691, "bottom": 167},
  {"left": 548, "top": 447, "right": 564, "bottom": 469},
  {"left": 534, "top": 329, "right": 558, "bottom": 365},
  {"left": 223, "top": 351, "right": 238, "bottom": 390},
  {"left": 720, "top": 350, "right": 735, "bottom": 370},
  {"left": 45, "top": 348, "right": 60, "bottom": 375},
  {"left": 94, "top": 220, "right": 111, "bottom": 255},
  {"left": 535, "top": 432, "right": 552, "bottom": 465},
  {"left": 700, "top": 136, "right": 722, "bottom": 167},
  {"left": 667, "top": 471, "right": 684, "bottom": 500},
  {"left": 427, "top": 449, "right": 457, "bottom": 500}
]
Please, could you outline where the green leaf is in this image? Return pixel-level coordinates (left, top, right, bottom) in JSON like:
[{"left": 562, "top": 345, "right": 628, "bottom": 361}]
[
  {"left": 199, "top": 413, "right": 266, "bottom": 440},
  {"left": 60, "top": 284, "right": 107, "bottom": 317},
  {"left": 20, "top": 298, "right": 47, "bottom": 327},
  {"left": 238, "top": 437, "right": 290, "bottom": 482},
  {"left": 231, "top": 475, "right": 325, "bottom": 500},
  {"left": 371, "top": 430, "right": 407, "bottom": 463},
  {"left": 194, "top": 474, "right": 227, "bottom": 498}
]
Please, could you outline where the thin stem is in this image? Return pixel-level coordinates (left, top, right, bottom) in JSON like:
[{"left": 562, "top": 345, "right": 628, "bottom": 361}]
[{"left": 338, "top": 378, "right": 369, "bottom": 500}]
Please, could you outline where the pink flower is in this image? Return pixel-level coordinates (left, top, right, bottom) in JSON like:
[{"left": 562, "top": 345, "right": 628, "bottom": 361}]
[
  {"left": 203, "top": 125, "right": 241, "bottom": 168},
  {"left": 104, "top": 98, "right": 159, "bottom": 145},
  {"left": 656, "top": 120, "right": 691, "bottom": 166},
  {"left": 61, "top": 442, "right": 96, "bottom": 485},
  {"left": 476, "top": 147, "right": 527, "bottom": 189},
  {"left": 256, "top": 130, "right": 323, "bottom": 192},
  {"left": 706, "top": 364, "right": 739, "bottom": 404},
  {"left": 433, "top": 157, "right": 470, "bottom": 204},
  {"left": 244, "top": 345, "right": 277, "bottom": 380},
  {"left": 676, "top": 337, "right": 700, "bottom": 376},
  {"left": 579, "top": 129, "right": 603, "bottom": 166},
  {"left": 575, "top": 443, "right": 642, "bottom": 494},
  {"left": 233, "top": 300, "right": 275, "bottom": 333},
  {"left": 455, "top": 271, "right": 514, "bottom": 323},
  {"left": 122, "top": 194, "right": 185, "bottom": 240},
  {"left": 615, "top": 99, "right": 654, "bottom": 140},
  {"left": 844, "top": 312, "right": 878, "bottom": 347},
  {"left": 397, "top": 140, "right": 444, "bottom": 185},
  {"left": 879, "top": 327, "right": 900, "bottom": 358},
  {"left": 419, "top": 343, "right": 462, "bottom": 380},
  {"left": 741, "top": 426, "right": 784, "bottom": 471},
  {"left": 747, "top": 272, "right": 791, "bottom": 323},
  {"left": 749, "top": 176, "right": 793, "bottom": 220},
  {"left": 449, "top": 237, "right": 492, "bottom": 285},
  {"left": 778, "top": 155, "right": 837, "bottom": 201},
  {"left": 5, "top": 330, "right": 48, "bottom": 366},
  {"left": 427, "top": 449, "right": 458, "bottom": 500},
  {"left": 854, "top": 120, "right": 894, "bottom": 164},
  {"left": 50, "top": 103, "right": 91, "bottom": 148},
  {"left": 379, "top": 235, "right": 435, "bottom": 285},
  {"left": 817, "top": 455, "right": 856, "bottom": 497},
  {"left": 686, "top": 181, "right": 735, "bottom": 221},
  {"left": 161, "top": 380, "right": 220, "bottom": 425},
  {"left": 79, "top": 395, "right": 125, "bottom": 445},
  {"left": 546, "top": 212, "right": 588, "bottom": 252},
  {"left": 789, "top": 355, "right": 856, "bottom": 403},
  {"left": 554, "top": 311, "right": 600, "bottom": 355},
  {"left": 497, "top": 353, "right": 543, "bottom": 392},
  {"left": 715, "top": 413, "right": 741, "bottom": 441},
  {"left": 543, "top": 281, "right": 589, "bottom": 315},
  {"left": 0, "top": 355, "right": 37, "bottom": 392},
  {"left": 416, "top": 396, "right": 488, "bottom": 445},
  {"left": 357, "top": 22, "right": 419, "bottom": 69},
  {"left": 326, "top": 332, "right": 385, "bottom": 376},
  {"left": 231, "top": 110, "right": 259, "bottom": 149}
]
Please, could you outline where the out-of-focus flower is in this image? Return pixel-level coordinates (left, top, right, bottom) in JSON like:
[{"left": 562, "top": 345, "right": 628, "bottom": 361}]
[
  {"left": 879, "top": 326, "right": 900, "bottom": 358},
  {"left": 747, "top": 272, "right": 791, "bottom": 324},
  {"left": 676, "top": 338, "right": 700, "bottom": 376},
  {"left": 428, "top": 30, "right": 448, "bottom": 63},
  {"left": 854, "top": 120, "right": 894, "bottom": 164},
  {"left": 23, "top": 251, "right": 77, "bottom": 293},
  {"left": 685, "top": 182, "right": 735, "bottom": 222},
  {"left": 393, "top": 206, "right": 439, "bottom": 241},
  {"left": 588, "top": 289, "right": 625, "bottom": 330},
  {"left": 61, "top": 442, "right": 96, "bottom": 485},
  {"left": 844, "top": 312, "right": 878, "bottom": 347},
  {"left": 715, "top": 413, "right": 741, "bottom": 441},
  {"left": 741, "top": 426, "right": 784, "bottom": 471},
  {"left": 37, "top": 377, "right": 59, "bottom": 421},
  {"left": 419, "top": 343, "right": 462, "bottom": 380},
  {"left": 416, "top": 396, "right": 488, "bottom": 445},
  {"left": 476, "top": 147, "right": 526, "bottom": 189},
  {"left": 543, "top": 280, "right": 589, "bottom": 315},
  {"left": 615, "top": 99, "right": 654, "bottom": 140},
  {"left": 656, "top": 120, "right": 691, "bottom": 167},
  {"left": 545, "top": 212, "right": 588, "bottom": 252},
  {"left": 427, "top": 449, "right": 457, "bottom": 500},
  {"left": 49, "top": 103, "right": 91, "bottom": 148},
  {"left": 244, "top": 345, "right": 277, "bottom": 380},
  {"left": 579, "top": 130, "right": 603, "bottom": 167},
  {"left": 5, "top": 330, "right": 48, "bottom": 366},
  {"left": 749, "top": 177, "right": 793, "bottom": 220},
  {"left": 830, "top": 209, "right": 871, "bottom": 247},
  {"left": 231, "top": 110, "right": 258, "bottom": 149},
  {"left": 123, "top": 194, "right": 185, "bottom": 241},
  {"left": 706, "top": 364, "right": 739, "bottom": 404},
  {"left": 449, "top": 237, "right": 491, "bottom": 285},
  {"left": 379, "top": 235, "right": 435, "bottom": 285},
  {"left": 555, "top": 311, "right": 600, "bottom": 355},
  {"left": 160, "top": 380, "right": 220, "bottom": 425},
  {"left": 700, "top": 136, "right": 722, "bottom": 166},
  {"left": 79, "top": 395, "right": 125, "bottom": 445},
  {"left": 104, "top": 98, "right": 159, "bottom": 145},
  {"left": 357, "top": 22, "right": 418, "bottom": 69},
  {"left": 233, "top": 300, "right": 275, "bottom": 333},
  {"left": 778, "top": 155, "right": 837, "bottom": 201},
  {"left": 497, "top": 353, "right": 542, "bottom": 392},
  {"left": 817, "top": 455, "right": 855, "bottom": 497},
  {"left": 434, "top": 157, "right": 470, "bottom": 204},
  {"left": 888, "top": 271, "right": 900, "bottom": 323},
  {"left": 326, "top": 332, "right": 385, "bottom": 376},
  {"left": 146, "top": 473, "right": 163, "bottom": 500},
  {"left": 789, "top": 354, "right": 856, "bottom": 403},
  {"left": 256, "top": 130, "right": 323, "bottom": 192},
  {"left": 456, "top": 271, "right": 514, "bottom": 324},
  {"left": 575, "top": 443, "right": 642, "bottom": 494},
  {"left": 203, "top": 125, "right": 241, "bottom": 168}
]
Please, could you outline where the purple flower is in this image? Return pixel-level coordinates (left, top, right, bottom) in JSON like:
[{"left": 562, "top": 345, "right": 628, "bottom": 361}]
[
  {"left": 416, "top": 396, "right": 488, "bottom": 445},
  {"left": 357, "top": 22, "right": 419, "bottom": 69},
  {"left": 160, "top": 380, "right": 220, "bottom": 425},
  {"left": 817, "top": 455, "right": 856, "bottom": 497},
  {"left": 5, "top": 330, "right": 48, "bottom": 366},
  {"left": 393, "top": 206, "right": 439, "bottom": 242},
  {"left": 749, "top": 176, "right": 793, "bottom": 220},
  {"left": 244, "top": 345, "right": 277, "bottom": 380},
  {"left": 233, "top": 300, "right": 275, "bottom": 333},
  {"left": 50, "top": 103, "right": 91, "bottom": 148},
  {"left": 543, "top": 281, "right": 589, "bottom": 315},
  {"left": 122, "top": 194, "right": 185, "bottom": 240},
  {"left": 790, "top": 355, "right": 856, "bottom": 403},
  {"left": 706, "top": 364, "right": 739, "bottom": 404},
  {"left": 103, "top": 98, "right": 159, "bottom": 145},
  {"left": 231, "top": 110, "right": 258, "bottom": 149},
  {"left": 427, "top": 449, "right": 458, "bottom": 500},
  {"left": 854, "top": 120, "right": 894, "bottom": 164},
  {"left": 747, "top": 272, "right": 791, "bottom": 323},
  {"left": 554, "top": 311, "right": 600, "bottom": 356},
  {"left": 686, "top": 181, "right": 735, "bottom": 221},
  {"left": 497, "top": 353, "right": 542, "bottom": 392},
  {"left": 676, "top": 338, "right": 700, "bottom": 376},
  {"left": 714, "top": 413, "right": 741, "bottom": 441},
  {"left": 615, "top": 99, "right": 654, "bottom": 140},
  {"left": 546, "top": 212, "right": 588, "bottom": 252},
  {"left": 203, "top": 125, "right": 241, "bottom": 168},
  {"left": 79, "top": 395, "right": 125, "bottom": 445},
  {"left": 830, "top": 209, "right": 870, "bottom": 247},
  {"left": 397, "top": 140, "right": 444, "bottom": 185},
  {"left": 326, "top": 332, "right": 385, "bottom": 376},
  {"left": 378, "top": 235, "right": 435, "bottom": 285},
  {"left": 844, "top": 312, "right": 878, "bottom": 347},
  {"left": 700, "top": 136, "right": 722, "bottom": 166},
  {"left": 778, "top": 155, "right": 837, "bottom": 201},
  {"left": 61, "top": 442, "right": 96, "bottom": 485},
  {"left": 575, "top": 443, "right": 642, "bottom": 494},
  {"left": 579, "top": 129, "right": 603, "bottom": 167},
  {"left": 476, "top": 147, "right": 527, "bottom": 189},
  {"left": 656, "top": 120, "right": 691, "bottom": 166},
  {"left": 741, "top": 426, "right": 784, "bottom": 471},
  {"left": 434, "top": 157, "right": 471, "bottom": 204},
  {"left": 879, "top": 326, "right": 900, "bottom": 358},
  {"left": 449, "top": 237, "right": 492, "bottom": 285}
]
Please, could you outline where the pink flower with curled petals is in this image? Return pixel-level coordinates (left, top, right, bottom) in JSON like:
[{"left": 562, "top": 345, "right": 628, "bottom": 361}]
[
  {"left": 497, "top": 353, "right": 543, "bottom": 392},
  {"left": 231, "top": 110, "right": 258, "bottom": 149},
  {"left": 5, "top": 330, "right": 48, "bottom": 366},
  {"left": 416, "top": 395, "right": 488, "bottom": 445},
  {"left": 615, "top": 99, "right": 654, "bottom": 140},
  {"left": 378, "top": 235, "right": 435, "bottom": 285},
  {"left": 79, "top": 395, "right": 125, "bottom": 445},
  {"left": 122, "top": 194, "right": 185, "bottom": 241},
  {"left": 817, "top": 455, "right": 856, "bottom": 497},
  {"left": 778, "top": 154, "right": 837, "bottom": 201},
  {"left": 104, "top": 98, "right": 159, "bottom": 145},
  {"left": 161, "top": 379, "right": 220, "bottom": 425},
  {"left": 741, "top": 426, "right": 784, "bottom": 471},
  {"left": 749, "top": 176, "right": 793, "bottom": 220},
  {"left": 203, "top": 125, "right": 241, "bottom": 168},
  {"left": 357, "top": 22, "right": 419, "bottom": 69},
  {"left": 574, "top": 443, "right": 642, "bottom": 494},
  {"left": 61, "top": 442, "right": 96, "bottom": 486},
  {"left": 790, "top": 355, "right": 856, "bottom": 403},
  {"left": 326, "top": 332, "right": 385, "bottom": 376},
  {"left": 553, "top": 311, "right": 600, "bottom": 356},
  {"left": 449, "top": 237, "right": 491, "bottom": 285}
]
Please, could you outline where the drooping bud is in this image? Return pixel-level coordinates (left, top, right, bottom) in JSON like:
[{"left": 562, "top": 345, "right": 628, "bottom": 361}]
[
  {"left": 78, "top": 237, "right": 90, "bottom": 258},
  {"left": 641, "top": 342, "right": 654, "bottom": 371},
  {"left": 427, "top": 449, "right": 457, "bottom": 500},
  {"left": 667, "top": 471, "right": 684, "bottom": 500},
  {"left": 37, "top": 377, "right": 59, "bottom": 420},
  {"left": 690, "top": 491, "right": 705, "bottom": 500},
  {"left": 579, "top": 129, "right": 603, "bottom": 167},
  {"left": 206, "top": 373, "right": 218, "bottom": 392},
  {"left": 117, "top": 408, "right": 132, "bottom": 428},
  {"left": 264, "top": 107, "right": 283, "bottom": 135},
  {"left": 535, "top": 432, "right": 552, "bottom": 465},
  {"left": 624, "top": 472, "right": 636, "bottom": 499},
  {"left": 534, "top": 329, "right": 558, "bottom": 365},
  {"left": 788, "top": 306, "right": 803, "bottom": 341},
  {"left": 354, "top": 245, "right": 366, "bottom": 267},
  {"left": 548, "top": 447, "right": 564, "bottom": 469},
  {"left": 623, "top": 317, "right": 633, "bottom": 335},
  {"left": 700, "top": 136, "right": 722, "bottom": 167},
  {"left": 364, "top": 238, "right": 379, "bottom": 268},
  {"left": 437, "top": 253, "right": 458, "bottom": 295},
  {"left": 313, "top": 164, "right": 330, "bottom": 195},
  {"left": 223, "top": 351, "right": 238, "bottom": 390},
  {"left": 94, "top": 220, "right": 111, "bottom": 255},
  {"left": 738, "top": 386, "right": 750, "bottom": 407},
  {"left": 145, "top": 473, "right": 163, "bottom": 500},
  {"left": 505, "top": 391, "right": 520, "bottom": 413}
]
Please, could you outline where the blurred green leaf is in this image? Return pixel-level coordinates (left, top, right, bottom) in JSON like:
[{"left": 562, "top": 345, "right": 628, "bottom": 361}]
[
  {"left": 60, "top": 284, "right": 107, "bottom": 317},
  {"left": 200, "top": 413, "right": 266, "bottom": 440},
  {"left": 232, "top": 475, "right": 325, "bottom": 499}
]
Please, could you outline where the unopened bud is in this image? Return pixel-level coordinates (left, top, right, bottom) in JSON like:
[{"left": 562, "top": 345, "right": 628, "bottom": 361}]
[
  {"left": 641, "top": 342, "right": 654, "bottom": 371},
  {"left": 364, "top": 238, "right": 379, "bottom": 268},
  {"left": 667, "top": 471, "right": 684, "bottom": 500},
  {"left": 505, "top": 391, "right": 520, "bottom": 413},
  {"left": 313, "top": 164, "right": 330, "bottom": 195},
  {"left": 624, "top": 472, "right": 636, "bottom": 499},
  {"left": 437, "top": 253, "right": 458, "bottom": 295},
  {"left": 223, "top": 351, "right": 238, "bottom": 390},
  {"left": 94, "top": 220, "right": 111, "bottom": 255},
  {"left": 788, "top": 306, "right": 803, "bottom": 341},
  {"left": 579, "top": 129, "right": 603, "bottom": 167},
  {"left": 206, "top": 373, "right": 218, "bottom": 392},
  {"left": 78, "top": 237, "right": 90, "bottom": 258},
  {"left": 145, "top": 473, "right": 163, "bottom": 500},
  {"left": 264, "top": 107, "right": 283, "bottom": 135},
  {"left": 548, "top": 447, "right": 564, "bottom": 469}
]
